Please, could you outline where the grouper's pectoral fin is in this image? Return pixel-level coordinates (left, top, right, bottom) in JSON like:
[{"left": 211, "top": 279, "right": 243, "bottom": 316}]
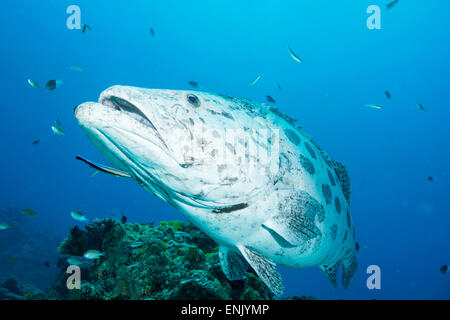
[
  {"left": 319, "top": 262, "right": 340, "bottom": 288},
  {"left": 261, "top": 190, "right": 324, "bottom": 247},
  {"left": 237, "top": 245, "right": 284, "bottom": 296},
  {"left": 219, "top": 246, "right": 249, "bottom": 281}
]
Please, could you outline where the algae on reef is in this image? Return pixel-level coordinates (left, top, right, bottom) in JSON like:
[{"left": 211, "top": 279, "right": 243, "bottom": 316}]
[{"left": 50, "top": 218, "right": 275, "bottom": 300}]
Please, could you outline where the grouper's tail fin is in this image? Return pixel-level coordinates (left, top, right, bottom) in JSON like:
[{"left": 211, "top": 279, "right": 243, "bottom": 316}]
[{"left": 341, "top": 250, "right": 357, "bottom": 289}]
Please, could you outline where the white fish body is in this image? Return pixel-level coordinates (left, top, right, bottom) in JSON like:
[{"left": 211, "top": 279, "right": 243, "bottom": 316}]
[
  {"left": 75, "top": 86, "right": 357, "bottom": 295},
  {"left": 51, "top": 122, "right": 65, "bottom": 136},
  {"left": 0, "top": 223, "right": 9, "bottom": 230},
  {"left": 27, "top": 79, "right": 41, "bottom": 89},
  {"left": 83, "top": 250, "right": 103, "bottom": 260},
  {"left": 70, "top": 66, "right": 84, "bottom": 72},
  {"left": 287, "top": 44, "right": 303, "bottom": 63},
  {"left": 249, "top": 75, "right": 261, "bottom": 87},
  {"left": 67, "top": 257, "right": 83, "bottom": 265},
  {"left": 365, "top": 104, "right": 383, "bottom": 110},
  {"left": 71, "top": 211, "right": 88, "bottom": 223}
]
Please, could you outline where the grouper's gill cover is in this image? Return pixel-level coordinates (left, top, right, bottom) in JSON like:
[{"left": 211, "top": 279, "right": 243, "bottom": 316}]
[{"left": 75, "top": 85, "right": 357, "bottom": 295}]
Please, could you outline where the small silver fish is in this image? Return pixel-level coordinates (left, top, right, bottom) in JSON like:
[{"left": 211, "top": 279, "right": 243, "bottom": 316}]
[
  {"left": 83, "top": 250, "right": 103, "bottom": 260},
  {"left": 249, "top": 75, "right": 262, "bottom": 87},
  {"left": 287, "top": 44, "right": 303, "bottom": 63},
  {"left": 70, "top": 66, "right": 84, "bottom": 72},
  {"left": 0, "top": 223, "right": 9, "bottom": 230},
  {"left": 51, "top": 123, "right": 65, "bottom": 136},
  {"left": 27, "top": 79, "right": 41, "bottom": 89},
  {"left": 365, "top": 104, "right": 383, "bottom": 110},
  {"left": 131, "top": 241, "right": 144, "bottom": 248},
  {"left": 67, "top": 257, "right": 83, "bottom": 265},
  {"left": 76, "top": 155, "right": 131, "bottom": 178},
  {"left": 70, "top": 211, "right": 88, "bottom": 223}
]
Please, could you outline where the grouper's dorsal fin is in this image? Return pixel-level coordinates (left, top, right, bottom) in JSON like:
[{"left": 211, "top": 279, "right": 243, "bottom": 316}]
[
  {"left": 332, "top": 160, "right": 351, "bottom": 203},
  {"left": 219, "top": 246, "right": 249, "bottom": 281},
  {"left": 314, "top": 145, "right": 351, "bottom": 203},
  {"left": 238, "top": 245, "right": 284, "bottom": 296},
  {"left": 262, "top": 190, "right": 324, "bottom": 247}
]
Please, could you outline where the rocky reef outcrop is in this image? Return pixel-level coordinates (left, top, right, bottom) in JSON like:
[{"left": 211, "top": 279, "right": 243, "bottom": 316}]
[
  {"left": 0, "top": 277, "right": 44, "bottom": 300},
  {"left": 47, "top": 218, "right": 277, "bottom": 300}
]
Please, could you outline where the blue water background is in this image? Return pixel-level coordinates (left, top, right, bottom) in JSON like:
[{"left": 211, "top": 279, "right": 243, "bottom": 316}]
[{"left": 0, "top": 0, "right": 449, "bottom": 299}]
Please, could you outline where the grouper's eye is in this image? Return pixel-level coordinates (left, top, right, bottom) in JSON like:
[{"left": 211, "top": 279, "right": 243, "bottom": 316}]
[{"left": 187, "top": 94, "right": 200, "bottom": 107}]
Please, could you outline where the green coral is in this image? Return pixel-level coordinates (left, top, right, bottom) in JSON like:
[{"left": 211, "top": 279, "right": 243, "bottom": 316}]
[{"left": 159, "top": 220, "right": 183, "bottom": 231}]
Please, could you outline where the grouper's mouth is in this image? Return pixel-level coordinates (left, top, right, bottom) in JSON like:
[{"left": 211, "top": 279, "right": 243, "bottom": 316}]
[{"left": 98, "top": 95, "right": 169, "bottom": 150}]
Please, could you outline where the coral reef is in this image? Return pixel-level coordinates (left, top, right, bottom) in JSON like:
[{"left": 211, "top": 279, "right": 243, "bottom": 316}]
[{"left": 48, "top": 218, "right": 276, "bottom": 300}]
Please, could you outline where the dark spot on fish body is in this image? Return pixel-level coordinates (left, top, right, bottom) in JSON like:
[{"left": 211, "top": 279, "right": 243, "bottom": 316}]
[
  {"left": 346, "top": 208, "right": 351, "bottom": 228},
  {"left": 212, "top": 203, "right": 249, "bottom": 213},
  {"left": 327, "top": 169, "right": 336, "bottom": 186},
  {"left": 284, "top": 129, "right": 301, "bottom": 145},
  {"left": 207, "top": 109, "right": 219, "bottom": 115},
  {"left": 322, "top": 184, "right": 332, "bottom": 205},
  {"left": 225, "top": 142, "right": 236, "bottom": 154},
  {"left": 304, "top": 142, "right": 317, "bottom": 159},
  {"left": 342, "top": 230, "right": 348, "bottom": 243},
  {"left": 334, "top": 197, "right": 341, "bottom": 214},
  {"left": 300, "top": 154, "right": 315, "bottom": 175},
  {"left": 221, "top": 177, "right": 238, "bottom": 185},
  {"left": 212, "top": 130, "right": 221, "bottom": 139},
  {"left": 221, "top": 111, "right": 234, "bottom": 120},
  {"left": 330, "top": 224, "right": 337, "bottom": 241}
]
